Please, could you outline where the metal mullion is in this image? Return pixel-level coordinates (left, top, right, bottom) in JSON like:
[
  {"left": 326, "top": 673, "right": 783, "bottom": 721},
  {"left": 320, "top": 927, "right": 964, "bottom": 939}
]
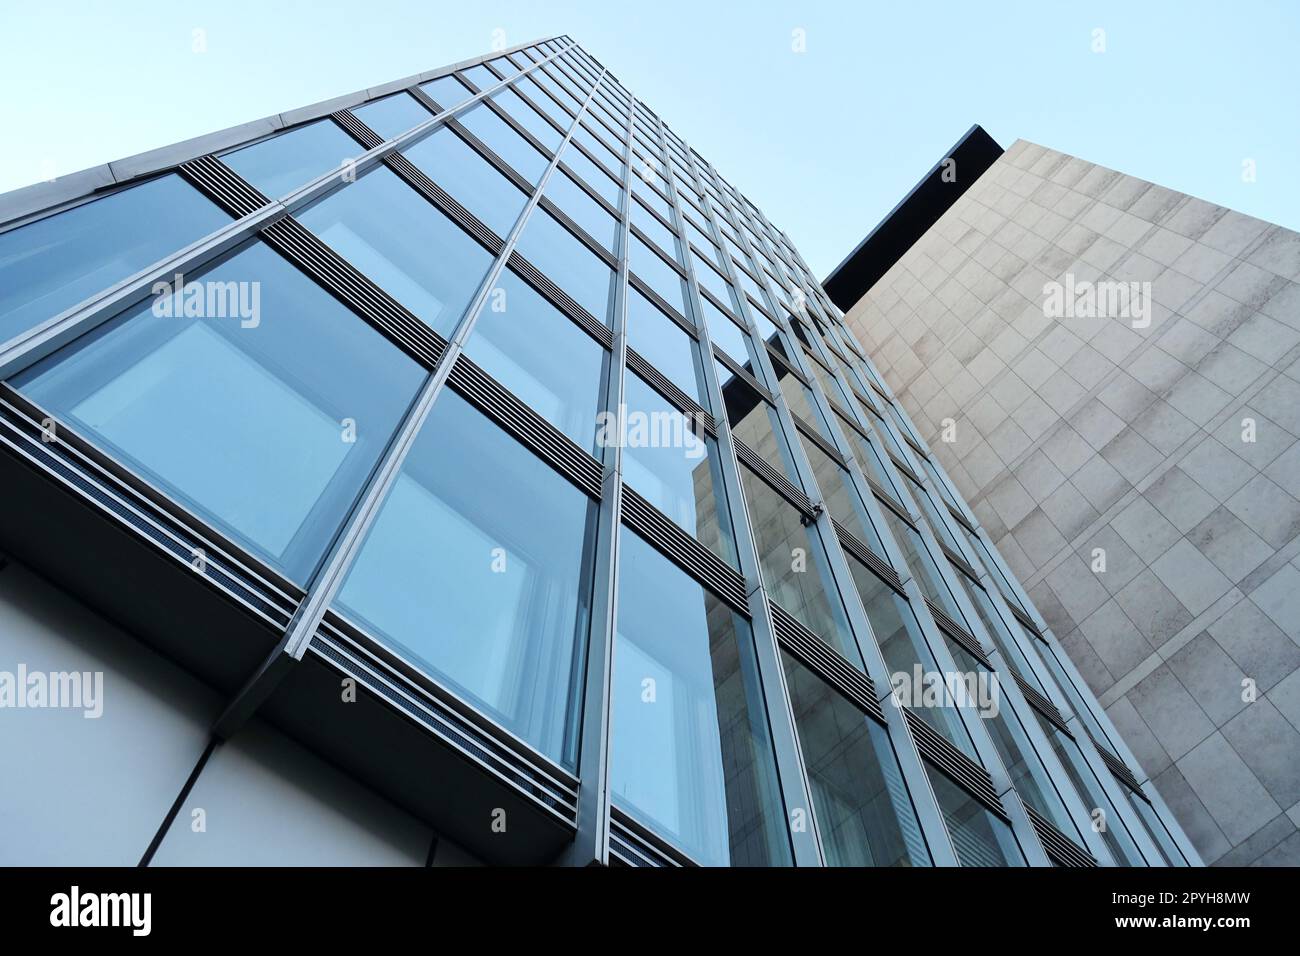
[
  {"left": 568, "top": 75, "right": 631, "bottom": 868},
  {"left": 210, "top": 52, "right": 605, "bottom": 740},
  {"left": 690, "top": 164, "right": 961, "bottom": 866},
  {"left": 0, "top": 40, "right": 581, "bottom": 382},
  {"left": 647, "top": 108, "right": 822, "bottom": 868}
]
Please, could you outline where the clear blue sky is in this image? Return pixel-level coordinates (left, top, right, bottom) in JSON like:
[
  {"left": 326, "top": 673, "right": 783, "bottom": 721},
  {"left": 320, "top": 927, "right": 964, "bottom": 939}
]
[{"left": 3, "top": 0, "right": 1296, "bottom": 279}]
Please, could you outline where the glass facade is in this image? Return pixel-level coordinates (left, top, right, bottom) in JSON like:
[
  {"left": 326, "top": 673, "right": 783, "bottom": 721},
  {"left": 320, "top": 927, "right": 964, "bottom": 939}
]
[{"left": 0, "top": 35, "right": 1195, "bottom": 869}]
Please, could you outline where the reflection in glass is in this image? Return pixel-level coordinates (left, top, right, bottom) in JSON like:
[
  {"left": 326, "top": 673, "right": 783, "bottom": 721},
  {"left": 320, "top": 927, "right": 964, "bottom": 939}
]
[
  {"left": 419, "top": 75, "right": 473, "bottom": 110},
  {"left": 611, "top": 527, "right": 791, "bottom": 866},
  {"left": 0, "top": 175, "right": 229, "bottom": 346},
  {"left": 457, "top": 103, "right": 549, "bottom": 184},
  {"left": 514, "top": 209, "right": 613, "bottom": 324},
  {"left": 544, "top": 170, "right": 617, "bottom": 252},
  {"left": 337, "top": 389, "right": 596, "bottom": 768},
  {"left": 782, "top": 651, "right": 930, "bottom": 866},
  {"left": 464, "top": 268, "right": 606, "bottom": 451},
  {"left": 926, "top": 764, "right": 1024, "bottom": 866},
  {"left": 297, "top": 165, "right": 493, "bottom": 337},
  {"left": 620, "top": 373, "right": 736, "bottom": 567},
  {"left": 404, "top": 127, "right": 529, "bottom": 239},
  {"left": 222, "top": 119, "right": 359, "bottom": 200},
  {"left": 352, "top": 92, "right": 433, "bottom": 140},
  {"left": 625, "top": 289, "right": 702, "bottom": 403},
  {"left": 15, "top": 241, "right": 424, "bottom": 583}
]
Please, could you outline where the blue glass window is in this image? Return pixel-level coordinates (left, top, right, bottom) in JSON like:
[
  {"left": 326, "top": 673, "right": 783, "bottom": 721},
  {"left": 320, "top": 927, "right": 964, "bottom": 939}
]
[
  {"left": 457, "top": 103, "right": 549, "bottom": 185},
  {"left": 543, "top": 171, "right": 617, "bottom": 252},
  {"left": 493, "top": 89, "right": 562, "bottom": 152},
  {"left": 0, "top": 175, "right": 229, "bottom": 346},
  {"left": 513, "top": 209, "right": 613, "bottom": 324},
  {"left": 221, "top": 119, "right": 360, "bottom": 200},
  {"left": 337, "top": 389, "right": 597, "bottom": 768},
  {"left": 403, "top": 127, "right": 528, "bottom": 239},
  {"left": 297, "top": 165, "right": 493, "bottom": 337},
  {"left": 561, "top": 141, "right": 621, "bottom": 208},
  {"left": 352, "top": 92, "right": 433, "bottom": 140},
  {"left": 419, "top": 75, "right": 474, "bottom": 110},
  {"left": 464, "top": 268, "right": 607, "bottom": 452},
  {"left": 611, "top": 526, "right": 791, "bottom": 865},
  {"left": 14, "top": 241, "right": 424, "bottom": 583},
  {"left": 629, "top": 235, "right": 686, "bottom": 318},
  {"left": 782, "top": 651, "right": 931, "bottom": 866},
  {"left": 631, "top": 199, "right": 679, "bottom": 264},
  {"left": 620, "top": 372, "right": 737, "bottom": 566},
  {"left": 625, "top": 288, "right": 702, "bottom": 403}
]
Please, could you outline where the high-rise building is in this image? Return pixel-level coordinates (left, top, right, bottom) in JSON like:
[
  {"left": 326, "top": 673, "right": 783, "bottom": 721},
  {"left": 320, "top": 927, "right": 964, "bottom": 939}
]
[
  {"left": 833, "top": 128, "right": 1300, "bottom": 867},
  {"left": 0, "top": 38, "right": 1198, "bottom": 867}
]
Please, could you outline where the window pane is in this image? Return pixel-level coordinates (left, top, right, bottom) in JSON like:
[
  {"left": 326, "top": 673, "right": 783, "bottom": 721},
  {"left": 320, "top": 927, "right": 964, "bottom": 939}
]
[
  {"left": 544, "top": 170, "right": 617, "bottom": 252},
  {"left": 631, "top": 199, "right": 679, "bottom": 264},
  {"left": 402, "top": 127, "right": 528, "bottom": 239},
  {"left": 846, "top": 554, "right": 976, "bottom": 757},
  {"left": 782, "top": 651, "right": 930, "bottom": 866},
  {"left": 464, "top": 268, "right": 606, "bottom": 452},
  {"left": 620, "top": 373, "right": 736, "bottom": 567},
  {"left": 14, "top": 241, "right": 424, "bottom": 583},
  {"left": 625, "top": 288, "right": 701, "bottom": 403},
  {"left": 222, "top": 119, "right": 358, "bottom": 200},
  {"left": 337, "top": 389, "right": 596, "bottom": 768},
  {"left": 800, "top": 437, "right": 884, "bottom": 553},
  {"left": 629, "top": 235, "right": 686, "bottom": 317},
  {"left": 460, "top": 64, "right": 500, "bottom": 91},
  {"left": 419, "top": 75, "right": 473, "bottom": 110},
  {"left": 611, "top": 527, "right": 791, "bottom": 866},
  {"left": 692, "top": 254, "right": 735, "bottom": 307},
  {"left": 516, "top": 77, "right": 573, "bottom": 128},
  {"left": 927, "top": 764, "right": 1024, "bottom": 866},
  {"left": 560, "top": 141, "right": 621, "bottom": 207},
  {"left": 631, "top": 174, "right": 672, "bottom": 219},
  {"left": 457, "top": 103, "right": 549, "bottom": 184},
  {"left": 879, "top": 507, "right": 962, "bottom": 621},
  {"left": 0, "top": 175, "right": 230, "bottom": 345},
  {"left": 297, "top": 165, "right": 493, "bottom": 337},
  {"left": 738, "top": 465, "right": 858, "bottom": 664},
  {"left": 701, "top": 296, "right": 755, "bottom": 370},
  {"left": 493, "top": 89, "right": 562, "bottom": 152},
  {"left": 514, "top": 209, "right": 613, "bottom": 324},
  {"left": 718, "top": 372, "right": 796, "bottom": 479},
  {"left": 352, "top": 92, "right": 433, "bottom": 140}
]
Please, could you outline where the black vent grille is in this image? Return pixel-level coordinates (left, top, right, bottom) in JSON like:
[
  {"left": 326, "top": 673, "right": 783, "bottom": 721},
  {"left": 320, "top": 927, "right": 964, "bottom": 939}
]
[
  {"left": 607, "top": 807, "right": 693, "bottom": 867},
  {"left": 1026, "top": 804, "right": 1098, "bottom": 868},
  {"left": 621, "top": 486, "right": 747, "bottom": 612},
  {"left": 332, "top": 109, "right": 386, "bottom": 150},
  {"left": 905, "top": 709, "right": 1008, "bottom": 821},
  {"left": 448, "top": 355, "right": 603, "bottom": 499},
  {"left": 733, "top": 438, "right": 814, "bottom": 515},
  {"left": 178, "top": 155, "right": 271, "bottom": 218},
  {"left": 770, "top": 602, "right": 884, "bottom": 722},
  {"left": 260, "top": 216, "right": 445, "bottom": 368}
]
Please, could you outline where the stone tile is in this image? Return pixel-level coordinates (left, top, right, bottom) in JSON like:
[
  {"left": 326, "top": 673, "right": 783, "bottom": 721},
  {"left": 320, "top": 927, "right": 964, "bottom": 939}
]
[
  {"left": 1267, "top": 669, "right": 1300, "bottom": 734},
  {"left": 1045, "top": 555, "right": 1111, "bottom": 624},
  {"left": 1106, "top": 695, "right": 1173, "bottom": 778},
  {"left": 1061, "top": 626, "right": 1114, "bottom": 695},
  {"left": 1227, "top": 311, "right": 1300, "bottom": 365},
  {"left": 1167, "top": 632, "right": 1249, "bottom": 725},
  {"left": 1132, "top": 400, "right": 1198, "bottom": 456},
  {"left": 986, "top": 418, "right": 1033, "bottom": 464},
  {"left": 1071, "top": 457, "right": 1131, "bottom": 512},
  {"left": 987, "top": 474, "right": 1037, "bottom": 528},
  {"left": 1225, "top": 474, "right": 1300, "bottom": 549},
  {"left": 1130, "top": 665, "right": 1215, "bottom": 761},
  {"left": 1252, "top": 373, "right": 1300, "bottom": 435},
  {"left": 1151, "top": 763, "right": 1231, "bottom": 862},
  {"left": 1070, "top": 398, "right": 1127, "bottom": 451},
  {"left": 1179, "top": 435, "right": 1257, "bottom": 502},
  {"left": 1100, "top": 428, "right": 1164, "bottom": 485},
  {"left": 1222, "top": 700, "right": 1300, "bottom": 807},
  {"left": 1040, "top": 480, "right": 1100, "bottom": 540},
  {"left": 1199, "top": 210, "right": 1272, "bottom": 257},
  {"left": 1171, "top": 242, "right": 1233, "bottom": 283},
  {"left": 1245, "top": 563, "right": 1300, "bottom": 644},
  {"left": 1149, "top": 539, "right": 1233, "bottom": 616},
  {"left": 1208, "top": 597, "right": 1300, "bottom": 692},
  {"left": 1029, "top": 580, "right": 1075, "bottom": 636},
  {"left": 1144, "top": 466, "right": 1220, "bottom": 533},
  {"left": 1177, "top": 732, "right": 1281, "bottom": 845},
  {"left": 1041, "top": 422, "right": 1094, "bottom": 476},
  {"left": 1248, "top": 227, "right": 1300, "bottom": 281},
  {"left": 1210, "top": 814, "right": 1295, "bottom": 867},
  {"left": 1079, "top": 599, "right": 1155, "bottom": 680},
  {"left": 1253, "top": 831, "right": 1300, "bottom": 866},
  {"left": 1111, "top": 496, "right": 1182, "bottom": 563},
  {"left": 1115, "top": 568, "right": 1194, "bottom": 648},
  {"left": 1017, "top": 449, "right": 1067, "bottom": 502},
  {"left": 1212, "top": 407, "right": 1296, "bottom": 470},
  {"left": 1165, "top": 371, "right": 1233, "bottom": 426},
  {"left": 1079, "top": 524, "right": 1144, "bottom": 596},
  {"left": 1010, "top": 508, "right": 1069, "bottom": 567},
  {"left": 1198, "top": 344, "right": 1271, "bottom": 397},
  {"left": 1187, "top": 506, "right": 1275, "bottom": 583}
]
